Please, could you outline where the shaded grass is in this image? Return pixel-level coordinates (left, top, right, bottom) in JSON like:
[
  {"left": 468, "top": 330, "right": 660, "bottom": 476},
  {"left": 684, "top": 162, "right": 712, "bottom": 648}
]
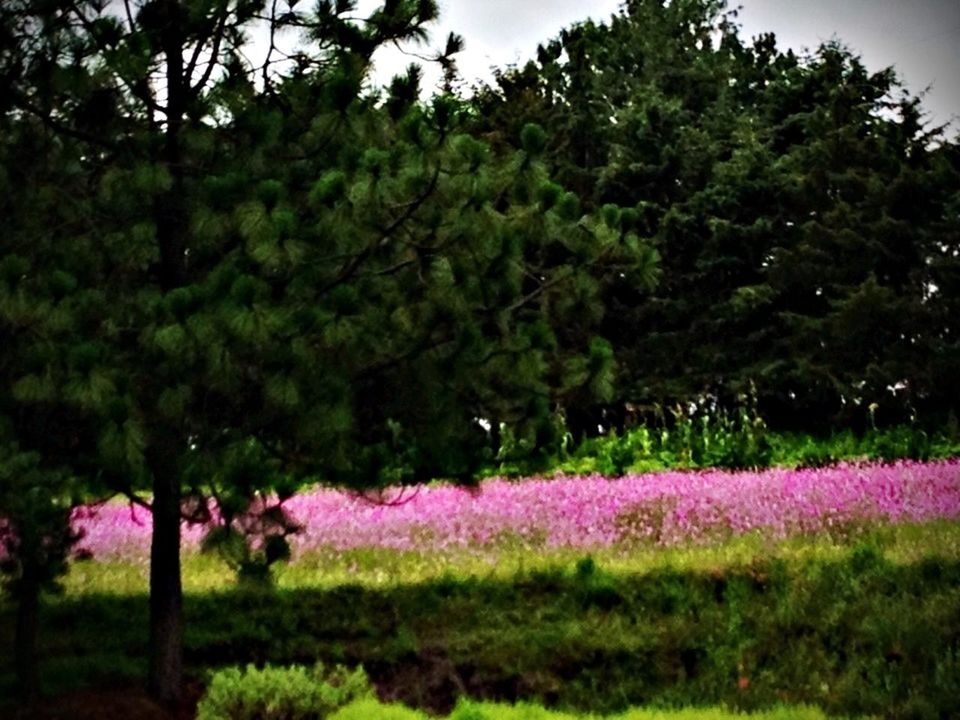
[{"left": 3, "top": 522, "right": 960, "bottom": 718}]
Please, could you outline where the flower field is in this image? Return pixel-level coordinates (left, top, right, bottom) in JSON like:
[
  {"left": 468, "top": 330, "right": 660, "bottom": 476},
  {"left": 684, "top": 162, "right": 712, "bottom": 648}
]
[{"left": 72, "top": 460, "right": 960, "bottom": 561}]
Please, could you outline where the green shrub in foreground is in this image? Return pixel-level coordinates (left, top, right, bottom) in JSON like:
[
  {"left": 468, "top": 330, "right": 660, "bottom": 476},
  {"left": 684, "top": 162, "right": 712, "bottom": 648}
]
[
  {"left": 195, "top": 667, "right": 869, "bottom": 720},
  {"left": 328, "top": 698, "right": 862, "bottom": 720},
  {"left": 196, "top": 662, "right": 373, "bottom": 720}
]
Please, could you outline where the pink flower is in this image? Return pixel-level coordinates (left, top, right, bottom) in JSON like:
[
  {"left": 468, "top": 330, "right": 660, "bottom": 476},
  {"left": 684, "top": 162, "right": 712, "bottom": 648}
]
[{"left": 70, "top": 460, "right": 960, "bottom": 559}]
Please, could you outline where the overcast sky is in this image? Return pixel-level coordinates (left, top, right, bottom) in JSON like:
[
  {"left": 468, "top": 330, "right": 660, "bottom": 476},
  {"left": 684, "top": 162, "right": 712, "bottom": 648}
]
[{"left": 357, "top": 0, "right": 960, "bottom": 133}]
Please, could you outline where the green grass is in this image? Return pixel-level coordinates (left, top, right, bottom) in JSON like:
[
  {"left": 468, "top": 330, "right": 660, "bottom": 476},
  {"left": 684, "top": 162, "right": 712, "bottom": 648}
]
[
  {"left": 56, "top": 520, "right": 960, "bottom": 595},
  {"left": 332, "top": 698, "right": 870, "bottom": 720},
  {"left": 3, "top": 521, "right": 960, "bottom": 718}
]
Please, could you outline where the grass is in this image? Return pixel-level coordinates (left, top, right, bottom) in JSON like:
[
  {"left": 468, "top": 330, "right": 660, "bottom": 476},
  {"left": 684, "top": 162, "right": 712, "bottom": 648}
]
[
  {"left": 331, "top": 698, "right": 871, "bottom": 719},
  {"left": 3, "top": 520, "right": 960, "bottom": 718},
  {"left": 57, "top": 519, "right": 960, "bottom": 594}
]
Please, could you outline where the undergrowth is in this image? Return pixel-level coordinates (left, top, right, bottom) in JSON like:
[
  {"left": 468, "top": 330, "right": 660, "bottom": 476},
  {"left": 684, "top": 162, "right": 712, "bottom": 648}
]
[{"left": 491, "top": 403, "right": 960, "bottom": 477}]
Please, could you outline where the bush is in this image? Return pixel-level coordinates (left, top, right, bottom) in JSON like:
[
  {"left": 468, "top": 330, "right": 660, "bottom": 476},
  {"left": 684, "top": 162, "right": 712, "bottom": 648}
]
[
  {"left": 196, "top": 662, "right": 373, "bottom": 720},
  {"left": 551, "top": 415, "right": 960, "bottom": 478},
  {"left": 557, "top": 401, "right": 772, "bottom": 476}
]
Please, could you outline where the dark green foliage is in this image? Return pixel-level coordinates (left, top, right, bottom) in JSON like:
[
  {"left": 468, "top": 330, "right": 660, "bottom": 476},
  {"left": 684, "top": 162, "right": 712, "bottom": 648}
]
[
  {"left": 0, "top": 1, "right": 652, "bottom": 496},
  {"left": 520, "top": 123, "right": 549, "bottom": 156},
  {"left": 551, "top": 193, "right": 579, "bottom": 222},
  {"left": 0, "top": 449, "right": 78, "bottom": 597},
  {"left": 192, "top": 439, "right": 303, "bottom": 585},
  {"left": 0, "top": 94, "right": 94, "bottom": 701},
  {"left": 0, "top": 443, "right": 81, "bottom": 701},
  {"left": 0, "top": 0, "right": 658, "bottom": 702},
  {"left": 472, "top": 0, "right": 960, "bottom": 432},
  {"left": 310, "top": 171, "right": 349, "bottom": 207},
  {"left": 537, "top": 181, "right": 564, "bottom": 210}
]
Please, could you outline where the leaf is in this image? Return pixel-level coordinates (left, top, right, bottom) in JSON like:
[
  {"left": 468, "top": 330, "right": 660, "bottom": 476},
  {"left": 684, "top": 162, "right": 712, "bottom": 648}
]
[
  {"left": 157, "top": 386, "right": 192, "bottom": 421},
  {"left": 520, "top": 123, "right": 548, "bottom": 155},
  {"left": 266, "top": 375, "right": 300, "bottom": 409},
  {"left": 97, "top": 424, "right": 125, "bottom": 469},
  {"left": 12, "top": 374, "right": 56, "bottom": 403},
  {"left": 235, "top": 201, "right": 274, "bottom": 244},
  {"left": 310, "top": 171, "right": 348, "bottom": 207},
  {"left": 154, "top": 324, "right": 188, "bottom": 356},
  {"left": 123, "top": 418, "right": 146, "bottom": 470}
]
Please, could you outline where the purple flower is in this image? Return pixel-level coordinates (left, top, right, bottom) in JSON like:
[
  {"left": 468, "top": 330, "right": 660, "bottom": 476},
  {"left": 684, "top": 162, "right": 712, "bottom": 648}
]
[{"left": 70, "top": 460, "right": 960, "bottom": 560}]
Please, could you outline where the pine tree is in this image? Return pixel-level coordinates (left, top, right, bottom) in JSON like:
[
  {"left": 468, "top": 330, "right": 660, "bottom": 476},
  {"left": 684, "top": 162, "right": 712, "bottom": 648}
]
[
  {"left": 472, "top": 0, "right": 959, "bottom": 431},
  {"left": 0, "top": 0, "right": 654, "bottom": 702},
  {"left": 755, "top": 45, "right": 959, "bottom": 426},
  {"left": 0, "top": 108, "right": 94, "bottom": 703}
]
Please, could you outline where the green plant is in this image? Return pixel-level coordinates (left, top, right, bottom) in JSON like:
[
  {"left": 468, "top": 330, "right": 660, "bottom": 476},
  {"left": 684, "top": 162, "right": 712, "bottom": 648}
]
[
  {"left": 557, "top": 397, "right": 773, "bottom": 476},
  {"left": 330, "top": 698, "right": 864, "bottom": 719},
  {"left": 196, "top": 662, "right": 373, "bottom": 720},
  {"left": 330, "top": 699, "right": 426, "bottom": 720}
]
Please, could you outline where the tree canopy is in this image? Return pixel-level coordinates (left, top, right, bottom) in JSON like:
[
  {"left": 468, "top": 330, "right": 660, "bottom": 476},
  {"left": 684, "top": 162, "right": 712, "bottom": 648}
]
[
  {"left": 472, "top": 0, "right": 960, "bottom": 432},
  {"left": 0, "top": 0, "right": 655, "bottom": 704}
]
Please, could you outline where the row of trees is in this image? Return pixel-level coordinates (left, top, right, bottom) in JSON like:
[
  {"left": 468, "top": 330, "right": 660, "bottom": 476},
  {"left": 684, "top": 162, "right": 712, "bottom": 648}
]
[
  {"left": 473, "top": 0, "right": 960, "bottom": 433},
  {"left": 1, "top": 0, "right": 957, "bottom": 708}
]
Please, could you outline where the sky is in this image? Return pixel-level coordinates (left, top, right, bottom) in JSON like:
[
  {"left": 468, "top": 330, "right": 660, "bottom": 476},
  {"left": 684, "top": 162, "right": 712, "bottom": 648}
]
[{"left": 357, "top": 0, "right": 960, "bottom": 133}]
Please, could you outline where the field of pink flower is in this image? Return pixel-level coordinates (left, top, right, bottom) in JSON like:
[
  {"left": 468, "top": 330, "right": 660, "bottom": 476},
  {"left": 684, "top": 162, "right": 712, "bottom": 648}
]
[{"left": 72, "top": 460, "right": 960, "bottom": 561}]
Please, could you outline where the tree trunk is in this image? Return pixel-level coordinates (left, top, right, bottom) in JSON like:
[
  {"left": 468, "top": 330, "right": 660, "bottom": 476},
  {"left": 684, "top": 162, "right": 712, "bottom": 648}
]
[
  {"left": 147, "top": 442, "right": 183, "bottom": 707},
  {"left": 15, "top": 562, "right": 41, "bottom": 704},
  {"left": 147, "top": 1, "right": 187, "bottom": 706}
]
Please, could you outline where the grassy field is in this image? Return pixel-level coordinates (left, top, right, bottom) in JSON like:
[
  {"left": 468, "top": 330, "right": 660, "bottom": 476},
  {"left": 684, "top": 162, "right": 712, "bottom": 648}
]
[
  {"left": 57, "top": 519, "right": 960, "bottom": 594},
  {"left": 3, "top": 520, "right": 959, "bottom": 718},
  {"left": 326, "top": 699, "right": 870, "bottom": 720}
]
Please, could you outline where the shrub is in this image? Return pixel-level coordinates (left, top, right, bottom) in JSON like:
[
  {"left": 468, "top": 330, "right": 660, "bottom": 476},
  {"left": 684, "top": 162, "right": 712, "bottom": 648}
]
[{"left": 196, "top": 662, "right": 373, "bottom": 720}]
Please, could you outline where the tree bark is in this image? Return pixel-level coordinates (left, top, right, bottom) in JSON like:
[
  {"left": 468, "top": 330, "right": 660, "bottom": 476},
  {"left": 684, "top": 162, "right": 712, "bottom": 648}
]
[
  {"left": 15, "top": 561, "right": 41, "bottom": 704},
  {"left": 147, "top": 439, "right": 183, "bottom": 707},
  {"left": 147, "top": 1, "right": 188, "bottom": 706}
]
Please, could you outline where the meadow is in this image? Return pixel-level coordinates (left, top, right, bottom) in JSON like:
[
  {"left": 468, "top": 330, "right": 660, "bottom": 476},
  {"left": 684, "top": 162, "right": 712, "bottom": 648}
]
[{"left": 3, "top": 459, "right": 960, "bottom": 719}]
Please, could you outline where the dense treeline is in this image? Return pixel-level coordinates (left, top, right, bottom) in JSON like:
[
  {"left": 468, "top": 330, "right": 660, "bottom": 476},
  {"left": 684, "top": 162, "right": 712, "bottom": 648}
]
[
  {"left": 472, "top": 0, "right": 960, "bottom": 434},
  {"left": 0, "top": 0, "right": 957, "bottom": 708}
]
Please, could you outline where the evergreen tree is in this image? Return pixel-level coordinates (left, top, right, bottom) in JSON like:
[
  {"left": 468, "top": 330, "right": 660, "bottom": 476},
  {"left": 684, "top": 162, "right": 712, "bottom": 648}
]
[
  {"left": 0, "top": 108, "right": 94, "bottom": 703},
  {"left": 0, "top": 0, "right": 653, "bottom": 702},
  {"left": 473, "top": 0, "right": 959, "bottom": 431},
  {"left": 747, "top": 45, "right": 959, "bottom": 426}
]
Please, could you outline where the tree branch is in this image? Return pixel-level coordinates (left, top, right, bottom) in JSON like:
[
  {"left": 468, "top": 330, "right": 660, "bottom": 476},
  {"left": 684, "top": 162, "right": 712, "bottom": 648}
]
[
  {"left": 122, "top": 0, "right": 136, "bottom": 33},
  {"left": 262, "top": 0, "right": 279, "bottom": 92},
  {"left": 66, "top": 1, "right": 165, "bottom": 116},
  {"left": 506, "top": 268, "right": 576, "bottom": 313},
  {"left": 7, "top": 88, "right": 118, "bottom": 152},
  {"left": 319, "top": 161, "right": 444, "bottom": 295},
  {"left": 189, "top": 4, "right": 231, "bottom": 97}
]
